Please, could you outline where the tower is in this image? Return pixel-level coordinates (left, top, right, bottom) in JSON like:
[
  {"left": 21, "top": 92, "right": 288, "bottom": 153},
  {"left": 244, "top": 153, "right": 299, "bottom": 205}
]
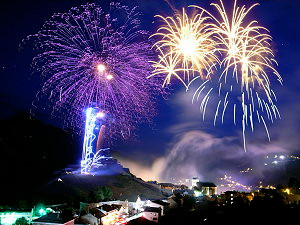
[
  {"left": 81, "top": 106, "right": 122, "bottom": 175},
  {"left": 81, "top": 107, "right": 108, "bottom": 174},
  {"left": 191, "top": 177, "right": 200, "bottom": 189}
]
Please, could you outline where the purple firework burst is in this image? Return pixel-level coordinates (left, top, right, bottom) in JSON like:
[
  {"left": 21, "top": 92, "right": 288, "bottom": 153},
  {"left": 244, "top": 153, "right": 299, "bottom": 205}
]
[{"left": 28, "top": 3, "right": 164, "bottom": 141}]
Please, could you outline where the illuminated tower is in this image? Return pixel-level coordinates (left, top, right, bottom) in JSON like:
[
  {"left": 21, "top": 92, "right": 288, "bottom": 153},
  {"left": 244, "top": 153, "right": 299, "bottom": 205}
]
[{"left": 81, "top": 107, "right": 111, "bottom": 174}]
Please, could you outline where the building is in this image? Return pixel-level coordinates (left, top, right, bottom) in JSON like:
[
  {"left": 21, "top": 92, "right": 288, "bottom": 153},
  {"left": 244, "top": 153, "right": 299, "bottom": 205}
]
[
  {"left": 166, "top": 197, "right": 179, "bottom": 209},
  {"left": 145, "top": 200, "right": 170, "bottom": 216},
  {"left": 198, "top": 182, "right": 217, "bottom": 196},
  {"left": 191, "top": 177, "right": 200, "bottom": 189},
  {"left": 79, "top": 213, "right": 98, "bottom": 225},
  {"left": 193, "top": 182, "right": 217, "bottom": 196},
  {"left": 32, "top": 212, "right": 75, "bottom": 225},
  {"left": 142, "top": 207, "right": 161, "bottom": 223},
  {"left": 127, "top": 217, "right": 157, "bottom": 225},
  {"left": 159, "top": 183, "right": 177, "bottom": 190}
]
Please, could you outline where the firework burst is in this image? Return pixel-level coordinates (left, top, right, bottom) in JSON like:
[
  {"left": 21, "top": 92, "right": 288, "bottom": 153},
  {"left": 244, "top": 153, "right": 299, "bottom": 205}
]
[
  {"left": 191, "top": 0, "right": 282, "bottom": 150},
  {"left": 149, "top": 8, "right": 219, "bottom": 87},
  {"left": 27, "top": 3, "right": 163, "bottom": 142}
]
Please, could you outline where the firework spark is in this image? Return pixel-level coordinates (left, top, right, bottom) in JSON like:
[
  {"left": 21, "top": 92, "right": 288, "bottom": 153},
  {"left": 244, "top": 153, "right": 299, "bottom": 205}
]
[
  {"left": 190, "top": 0, "right": 282, "bottom": 150},
  {"left": 27, "top": 3, "right": 163, "bottom": 142},
  {"left": 149, "top": 8, "right": 219, "bottom": 87}
]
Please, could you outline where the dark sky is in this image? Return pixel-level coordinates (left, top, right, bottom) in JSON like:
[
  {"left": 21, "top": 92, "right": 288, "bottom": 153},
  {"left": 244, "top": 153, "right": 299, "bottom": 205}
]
[{"left": 1, "top": 0, "right": 300, "bottom": 186}]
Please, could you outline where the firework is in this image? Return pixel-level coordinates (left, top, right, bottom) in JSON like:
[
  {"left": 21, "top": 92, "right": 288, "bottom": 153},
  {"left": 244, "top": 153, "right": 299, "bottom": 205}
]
[
  {"left": 27, "top": 3, "right": 163, "bottom": 142},
  {"left": 191, "top": 0, "right": 282, "bottom": 150},
  {"left": 149, "top": 8, "right": 219, "bottom": 87}
]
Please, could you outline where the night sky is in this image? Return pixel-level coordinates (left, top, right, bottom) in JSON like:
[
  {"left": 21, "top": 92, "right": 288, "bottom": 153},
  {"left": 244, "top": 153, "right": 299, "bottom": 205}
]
[{"left": 1, "top": 0, "right": 300, "bottom": 187}]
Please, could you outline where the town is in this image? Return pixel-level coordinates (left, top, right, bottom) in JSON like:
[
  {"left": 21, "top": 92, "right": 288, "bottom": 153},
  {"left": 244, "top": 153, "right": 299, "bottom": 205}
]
[{"left": 1, "top": 172, "right": 299, "bottom": 225}]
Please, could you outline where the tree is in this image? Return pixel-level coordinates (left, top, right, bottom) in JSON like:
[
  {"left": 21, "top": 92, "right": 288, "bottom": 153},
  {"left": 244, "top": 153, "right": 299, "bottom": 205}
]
[
  {"left": 74, "top": 188, "right": 90, "bottom": 202},
  {"left": 92, "top": 186, "right": 113, "bottom": 202},
  {"left": 182, "top": 195, "right": 196, "bottom": 210},
  {"left": 288, "top": 177, "right": 300, "bottom": 194},
  {"left": 13, "top": 217, "right": 29, "bottom": 225},
  {"left": 61, "top": 207, "right": 74, "bottom": 222}
]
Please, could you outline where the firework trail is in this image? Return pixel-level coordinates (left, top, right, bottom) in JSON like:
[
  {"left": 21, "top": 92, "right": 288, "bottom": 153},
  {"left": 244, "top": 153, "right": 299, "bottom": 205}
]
[
  {"left": 26, "top": 3, "right": 163, "bottom": 142},
  {"left": 149, "top": 7, "right": 219, "bottom": 88}
]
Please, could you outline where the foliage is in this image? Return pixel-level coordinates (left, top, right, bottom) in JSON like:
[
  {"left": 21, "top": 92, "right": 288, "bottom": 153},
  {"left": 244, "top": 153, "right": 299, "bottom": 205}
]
[
  {"left": 92, "top": 186, "right": 113, "bottom": 202},
  {"left": 74, "top": 188, "right": 91, "bottom": 202},
  {"left": 288, "top": 177, "right": 300, "bottom": 194},
  {"left": 13, "top": 217, "right": 29, "bottom": 225},
  {"left": 73, "top": 186, "right": 113, "bottom": 203},
  {"left": 61, "top": 207, "right": 75, "bottom": 222},
  {"left": 182, "top": 195, "right": 196, "bottom": 210}
]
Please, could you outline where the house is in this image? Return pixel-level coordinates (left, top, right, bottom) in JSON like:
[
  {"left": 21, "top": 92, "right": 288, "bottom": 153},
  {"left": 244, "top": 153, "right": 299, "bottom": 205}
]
[
  {"left": 166, "top": 197, "right": 179, "bottom": 209},
  {"left": 79, "top": 213, "right": 98, "bottom": 225},
  {"left": 32, "top": 212, "right": 75, "bottom": 225},
  {"left": 127, "top": 216, "right": 157, "bottom": 225},
  {"left": 159, "top": 183, "right": 176, "bottom": 190},
  {"left": 135, "top": 196, "right": 145, "bottom": 212},
  {"left": 173, "top": 189, "right": 194, "bottom": 196},
  {"left": 145, "top": 200, "right": 169, "bottom": 216},
  {"left": 89, "top": 207, "right": 106, "bottom": 222},
  {"left": 159, "top": 183, "right": 184, "bottom": 196},
  {"left": 195, "top": 182, "right": 217, "bottom": 196},
  {"left": 142, "top": 207, "right": 161, "bottom": 223},
  {"left": 100, "top": 204, "right": 122, "bottom": 213}
]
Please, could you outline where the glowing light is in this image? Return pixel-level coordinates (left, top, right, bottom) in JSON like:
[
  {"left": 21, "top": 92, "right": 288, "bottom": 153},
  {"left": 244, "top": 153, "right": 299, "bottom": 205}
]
[
  {"left": 39, "top": 209, "right": 45, "bottom": 215},
  {"left": 33, "top": 204, "right": 48, "bottom": 217},
  {"left": 106, "top": 74, "right": 114, "bottom": 80},
  {"left": 96, "top": 111, "right": 105, "bottom": 119},
  {"left": 97, "top": 64, "right": 106, "bottom": 73},
  {"left": 284, "top": 188, "right": 291, "bottom": 195},
  {"left": 240, "top": 168, "right": 253, "bottom": 173},
  {"left": 219, "top": 174, "right": 252, "bottom": 191},
  {"left": 279, "top": 155, "right": 285, "bottom": 160}
]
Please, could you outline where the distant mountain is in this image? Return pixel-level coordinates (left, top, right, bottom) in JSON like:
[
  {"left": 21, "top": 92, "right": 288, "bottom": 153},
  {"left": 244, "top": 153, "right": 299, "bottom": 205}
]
[{"left": 0, "top": 112, "right": 78, "bottom": 204}]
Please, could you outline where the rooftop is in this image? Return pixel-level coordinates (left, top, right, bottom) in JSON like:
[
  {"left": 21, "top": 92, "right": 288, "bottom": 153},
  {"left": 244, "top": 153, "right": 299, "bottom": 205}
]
[
  {"left": 197, "top": 182, "right": 217, "bottom": 187},
  {"left": 32, "top": 212, "right": 74, "bottom": 224},
  {"left": 144, "top": 207, "right": 161, "bottom": 213}
]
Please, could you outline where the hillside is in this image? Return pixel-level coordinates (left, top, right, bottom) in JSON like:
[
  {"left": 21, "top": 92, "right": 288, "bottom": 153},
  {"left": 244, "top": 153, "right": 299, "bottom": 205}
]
[
  {"left": 35, "top": 172, "right": 164, "bottom": 203},
  {"left": 0, "top": 113, "right": 164, "bottom": 207}
]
